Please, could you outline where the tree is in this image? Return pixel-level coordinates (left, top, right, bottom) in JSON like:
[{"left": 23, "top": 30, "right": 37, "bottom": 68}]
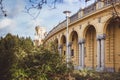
[
  {"left": 0, "top": 33, "right": 18, "bottom": 80},
  {"left": 20, "top": 46, "right": 73, "bottom": 80},
  {"left": 0, "top": 33, "right": 73, "bottom": 80},
  {"left": 0, "top": 0, "right": 95, "bottom": 18},
  {"left": 0, "top": 33, "right": 34, "bottom": 80},
  {"left": 0, "top": 0, "right": 119, "bottom": 19}
]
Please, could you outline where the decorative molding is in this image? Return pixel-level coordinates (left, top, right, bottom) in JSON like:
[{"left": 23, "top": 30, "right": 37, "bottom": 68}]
[
  {"left": 58, "top": 44, "right": 62, "bottom": 49},
  {"left": 79, "top": 38, "right": 85, "bottom": 44},
  {"left": 98, "top": 17, "right": 101, "bottom": 23},
  {"left": 97, "top": 34, "right": 106, "bottom": 40},
  {"left": 78, "top": 40, "right": 81, "bottom": 44},
  {"left": 101, "top": 34, "right": 106, "bottom": 40},
  {"left": 97, "top": 35, "right": 101, "bottom": 40},
  {"left": 72, "top": 28, "right": 74, "bottom": 31},
  {"left": 68, "top": 42, "right": 72, "bottom": 47},
  {"left": 88, "top": 21, "right": 90, "bottom": 25},
  {"left": 81, "top": 38, "right": 85, "bottom": 43},
  {"left": 79, "top": 25, "right": 82, "bottom": 29}
]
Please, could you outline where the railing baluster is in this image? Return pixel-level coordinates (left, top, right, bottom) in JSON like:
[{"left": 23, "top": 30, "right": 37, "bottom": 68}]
[{"left": 45, "top": 0, "right": 119, "bottom": 40}]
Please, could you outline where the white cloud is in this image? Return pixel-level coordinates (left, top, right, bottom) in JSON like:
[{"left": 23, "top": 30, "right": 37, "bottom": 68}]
[
  {"left": 24, "top": 0, "right": 83, "bottom": 33},
  {"left": 0, "top": 18, "right": 15, "bottom": 29},
  {"left": 64, "top": 0, "right": 80, "bottom": 4},
  {"left": 4, "top": 0, "right": 26, "bottom": 18},
  {"left": 0, "top": 0, "right": 95, "bottom": 39}
]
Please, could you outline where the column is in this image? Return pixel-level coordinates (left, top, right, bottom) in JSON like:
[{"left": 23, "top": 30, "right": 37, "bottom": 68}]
[
  {"left": 96, "top": 35, "right": 101, "bottom": 70},
  {"left": 78, "top": 41, "right": 82, "bottom": 68},
  {"left": 81, "top": 39, "right": 85, "bottom": 68},
  {"left": 58, "top": 45, "right": 62, "bottom": 57},
  {"left": 96, "top": 34, "right": 106, "bottom": 71},
  {"left": 100, "top": 34, "right": 106, "bottom": 70},
  {"left": 67, "top": 42, "right": 72, "bottom": 63}
]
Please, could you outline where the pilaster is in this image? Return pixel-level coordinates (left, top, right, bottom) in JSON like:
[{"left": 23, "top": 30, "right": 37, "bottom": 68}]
[
  {"left": 67, "top": 42, "right": 72, "bottom": 63},
  {"left": 58, "top": 44, "right": 63, "bottom": 57},
  {"left": 100, "top": 34, "right": 106, "bottom": 70},
  {"left": 96, "top": 34, "right": 106, "bottom": 71},
  {"left": 80, "top": 39, "right": 85, "bottom": 68},
  {"left": 78, "top": 40, "right": 82, "bottom": 68},
  {"left": 96, "top": 38, "right": 101, "bottom": 70}
]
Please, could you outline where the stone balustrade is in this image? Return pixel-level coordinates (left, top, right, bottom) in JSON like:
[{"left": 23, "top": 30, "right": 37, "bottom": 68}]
[
  {"left": 104, "top": 0, "right": 120, "bottom": 6},
  {"left": 70, "top": 13, "right": 78, "bottom": 23},
  {"left": 83, "top": 2, "right": 96, "bottom": 16},
  {"left": 45, "top": 0, "right": 120, "bottom": 41}
]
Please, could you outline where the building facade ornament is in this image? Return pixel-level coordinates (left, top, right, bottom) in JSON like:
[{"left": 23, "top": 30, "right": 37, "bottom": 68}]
[
  {"left": 58, "top": 44, "right": 63, "bottom": 49},
  {"left": 97, "top": 34, "right": 106, "bottom": 40},
  {"left": 44, "top": 0, "right": 120, "bottom": 72},
  {"left": 68, "top": 42, "right": 72, "bottom": 47},
  {"left": 79, "top": 38, "right": 85, "bottom": 44},
  {"left": 96, "top": 34, "right": 106, "bottom": 71},
  {"left": 78, "top": 38, "right": 86, "bottom": 69}
]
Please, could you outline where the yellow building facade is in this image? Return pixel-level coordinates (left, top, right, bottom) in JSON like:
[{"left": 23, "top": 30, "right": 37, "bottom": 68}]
[{"left": 44, "top": 0, "right": 120, "bottom": 72}]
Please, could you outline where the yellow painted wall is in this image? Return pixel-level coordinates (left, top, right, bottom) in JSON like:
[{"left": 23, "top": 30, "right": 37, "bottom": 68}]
[{"left": 44, "top": 2, "right": 120, "bottom": 72}]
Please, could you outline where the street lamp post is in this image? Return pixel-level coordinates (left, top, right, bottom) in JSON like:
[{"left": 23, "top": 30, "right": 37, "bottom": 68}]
[{"left": 63, "top": 10, "right": 71, "bottom": 67}]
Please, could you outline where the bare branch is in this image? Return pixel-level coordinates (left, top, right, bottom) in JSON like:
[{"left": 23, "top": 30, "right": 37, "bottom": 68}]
[
  {"left": 0, "top": 0, "right": 7, "bottom": 17},
  {"left": 25, "top": 0, "right": 120, "bottom": 19},
  {"left": 99, "top": 0, "right": 120, "bottom": 17},
  {"left": 25, "top": 0, "right": 63, "bottom": 19}
]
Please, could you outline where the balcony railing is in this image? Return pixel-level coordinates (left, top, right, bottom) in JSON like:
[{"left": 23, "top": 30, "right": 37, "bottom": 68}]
[
  {"left": 83, "top": 2, "right": 96, "bottom": 16},
  {"left": 70, "top": 13, "right": 78, "bottom": 23},
  {"left": 104, "top": 0, "right": 120, "bottom": 6},
  {"left": 45, "top": 20, "right": 66, "bottom": 39},
  {"left": 45, "top": 0, "right": 120, "bottom": 40}
]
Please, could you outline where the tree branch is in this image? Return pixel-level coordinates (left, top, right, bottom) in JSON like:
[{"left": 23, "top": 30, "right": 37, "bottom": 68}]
[
  {"left": 0, "top": 0, "right": 7, "bottom": 17},
  {"left": 25, "top": 0, "right": 63, "bottom": 19}
]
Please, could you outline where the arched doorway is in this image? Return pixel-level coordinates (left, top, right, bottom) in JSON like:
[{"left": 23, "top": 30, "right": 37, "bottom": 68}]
[
  {"left": 105, "top": 17, "right": 120, "bottom": 72},
  {"left": 60, "top": 35, "right": 66, "bottom": 57},
  {"left": 69, "top": 31, "right": 79, "bottom": 66},
  {"left": 85, "top": 25, "right": 97, "bottom": 69}
]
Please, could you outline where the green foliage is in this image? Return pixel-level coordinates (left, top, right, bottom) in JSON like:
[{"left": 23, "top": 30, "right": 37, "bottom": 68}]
[
  {"left": 22, "top": 47, "right": 69, "bottom": 80},
  {"left": 0, "top": 33, "right": 34, "bottom": 80},
  {"left": 1, "top": 33, "right": 120, "bottom": 80},
  {"left": 0, "top": 33, "right": 72, "bottom": 80},
  {"left": 46, "top": 41, "right": 59, "bottom": 53},
  {"left": 73, "top": 69, "right": 120, "bottom": 80}
]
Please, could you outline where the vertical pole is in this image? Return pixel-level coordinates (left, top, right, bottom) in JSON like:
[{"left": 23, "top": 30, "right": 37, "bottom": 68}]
[
  {"left": 66, "top": 16, "right": 69, "bottom": 65},
  {"left": 63, "top": 10, "right": 71, "bottom": 67}
]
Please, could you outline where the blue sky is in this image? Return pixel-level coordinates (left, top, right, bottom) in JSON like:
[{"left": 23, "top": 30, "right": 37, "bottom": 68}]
[{"left": 0, "top": 0, "right": 95, "bottom": 40}]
